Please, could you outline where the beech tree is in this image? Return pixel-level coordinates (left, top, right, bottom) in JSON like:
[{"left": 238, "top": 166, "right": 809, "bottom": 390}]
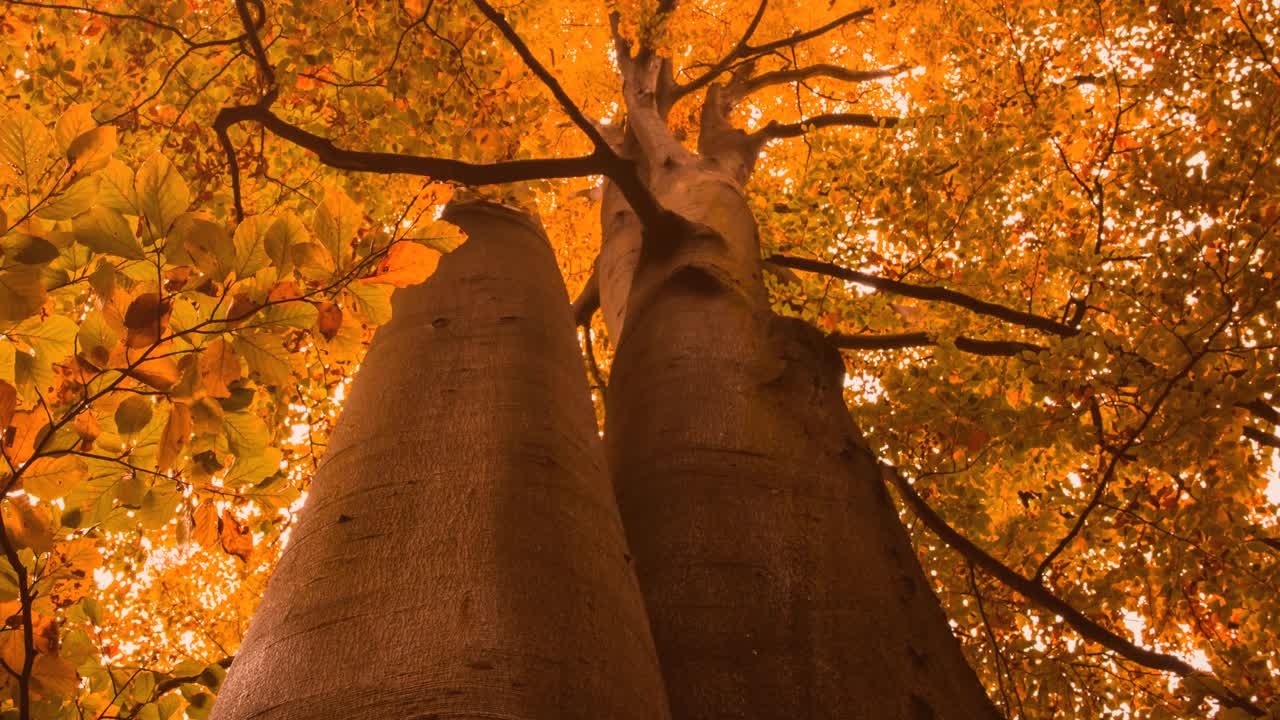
[{"left": 0, "top": 0, "right": 1278, "bottom": 718}]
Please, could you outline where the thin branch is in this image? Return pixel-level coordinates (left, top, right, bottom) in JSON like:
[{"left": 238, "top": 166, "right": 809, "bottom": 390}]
[
  {"left": 739, "top": 63, "right": 907, "bottom": 96},
  {"left": 828, "top": 331, "right": 1043, "bottom": 357},
  {"left": 571, "top": 269, "right": 600, "bottom": 328},
  {"left": 880, "top": 463, "right": 1265, "bottom": 716},
  {"left": 470, "top": 0, "right": 668, "bottom": 226},
  {"left": 1237, "top": 7, "right": 1280, "bottom": 85},
  {"left": 582, "top": 326, "right": 607, "bottom": 397},
  {"left": 1034, "top": 319, "right": 1229, "bottom": 581},
  {"left": 1242, "top": 399, "right": 1279, "bottom": 425},
  {"left": 213, "top": 107, "right": 606, "bottom": 217},
  {"left": 674, "top": 0, "right": 769, "bottom": 99},
  {"left": 0, "top": 514, "right": 34, "bottom": 720},
  {"left": 5, "top": 0, "right": 243, "bottom": 48},
  {"left": 1244, "top": 426, "right": 1280, "bottom": 449},
  {"left": 740, "top": 7, "right": 875, "bottom": 61},
  {"left": 472, "top": 0, "right": 610, "bottom": 153},
  {"left": 233, "top": 0, "right": 274, "bottom": 91},
  {"left": 770, "top": 254, "right": 1078, "bottom": 336},
  {"left": 756, "top": 112, "right": 899, "bottom": 139}
]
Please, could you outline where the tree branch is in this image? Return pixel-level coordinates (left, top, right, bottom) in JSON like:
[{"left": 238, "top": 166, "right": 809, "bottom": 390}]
[
  {"left": 213, "top": 105, "right": 607, "bottom": 214},
  {"left": 5, "top": 0, "right": 244, "bottom": 48},
  {"left": 673, "top": 0, "right": 769, "bottom": 100},
  {"left": 769, "top": 254, "right": 1078, "bottom": 336},
  {"left": 756, "top": 112, "right": 899, "bottom": 139},
  {"left": 571, "top": 269, "right": 600, "bottom": 328},
  {"left": 1241, "top": 398, "right": 1279, "bottom": 425},
  {"left": 741, "top": 7, "right": 875, "bottom": 61},
  {"left": 1244, "top": 426, "right": 1280, "bottom": 449},
  {"left": 473, "top": 0, "right": 666, "bottom": 225},
  {"left": 739, "top": 63, "right": 907, "bottom": 96},
  {"left": 828, "top": 331, "right": 1043, "bottom": 357},
  {"left": 213, "top": 0, "right": 674, "bottom": 233},
  {"left": 472, "top": 0, "right": 609, "bottom": 154},
  {"left": 881, "top": 463, "right": 1265, "bottom": 716}
]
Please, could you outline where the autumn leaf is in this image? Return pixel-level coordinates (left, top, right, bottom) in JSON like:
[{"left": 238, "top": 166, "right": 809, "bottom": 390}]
[
  {"left": 0, "top": 380, "right": 15, "bottom": 429},
  {"left": 0, "top": 266, "right": 46, "bottom": 322},
  {"left": 366, "top": 241, "right": 442, "bottom": 288},
  {"left": 23, "top": 455, "right": 88, "bottom": 500},
  {"left": 157, "top": 402, "right": 192, "bottom": 473},
  {"left": 316, "top": 302, "right": 343, "bottom": 340},
  {"left": 135, "top": 153, "right": 190, "bottom": 236},
  {"left": 220, "top": 510, "right": 253, "bottom": 562},
  {"left": 122, "top": 293, "right": 172, "bottom": 349},
  {"left": 3, "top": 495, "right": 54, "bottom": 553},
  {"left": 191, "top": 502, "right": 219, "bottom": 549},
  {"left": 0, "top": 104, "right": 54, "bottom": 180},
  {"left": 73, "top": 206, "right": 145, "bottom": 260},
  {"left": 197, "top": 339, "right": 241, "bottom": 398},
  {"left": 345, "top": 280, "right": 393, "bottom": 324},
  {"left": 114, "top": 395, "right": 154, "bottom": 435},
  {"left": 66, "top": 125, "right": 117, "bottom": 174},
  {"left": 312, "top": 188, "right": 362, "bottom": 265}
]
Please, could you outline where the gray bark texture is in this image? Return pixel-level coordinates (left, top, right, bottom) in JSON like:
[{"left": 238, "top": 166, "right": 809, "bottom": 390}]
[{"left": 212, "top": 201, "right": 670, "bottom": 720}]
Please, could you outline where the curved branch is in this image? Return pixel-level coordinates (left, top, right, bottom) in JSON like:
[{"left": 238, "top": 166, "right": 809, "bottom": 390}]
[
  {"left": 740, "top": 7, "right": 874, "bottom": 61},
  {"left": 6, "top": 0, "right": 244, "bottom": 48},
  {"left": 1244, "top": 426, "right": 1280, "bottom": 449},
  {"left": 473, "top": 0, "right": 667, "bottom": 228},
  {"left": 829, "top": 331, "right": 1043, "bottom": 357},
  {"left": 472, "top": 0, "right": 610, "bottom": 153},
  {"left": 1034, "top": 321, "right": 1227, "bottom": 581},
  {"left": 881, "top": 463, "right": 1265, "bottom": 716},
  {"left": 214, "top": 106, "right": 606, "bottom": 211},
  {"left": 756, "top": 112, "right": 899, "bottom": 139},
  {"left": 769, "top": 254, "right": 1079, "bottom": 336},
  {"left": 739, "top": 63, "right": 907, "bottom": 96},
  {"left": 571, "top": 269, "right": 600, "bottom": 328},
  {"left": 1242, "top": 399, "right": 1279, "bottom": 425},
  {"left": 673, "top": 0, "right": 769, "bottom": 100}
]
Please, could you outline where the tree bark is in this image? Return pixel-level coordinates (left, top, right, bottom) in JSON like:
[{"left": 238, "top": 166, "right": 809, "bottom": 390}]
[
  {"left": 602, "top": 162, "right": 1001, "bottom": 720},
  {"left": 213, "top": 201, "right": 670, "bottom": 720}
]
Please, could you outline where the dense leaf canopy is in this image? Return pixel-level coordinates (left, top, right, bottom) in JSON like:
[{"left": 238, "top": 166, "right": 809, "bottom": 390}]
[{"left": 0, "top": 0, "right": 1277, "bottom": 718}]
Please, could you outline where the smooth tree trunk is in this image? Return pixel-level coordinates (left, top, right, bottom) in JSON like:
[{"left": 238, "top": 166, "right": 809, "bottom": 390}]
[
  {"left": 595, "top": 53, "right": 1001, "bottom": 714},
  {"left": 602, "top": 161, "right": 1000, "bottom": 720},
  {"left": 213, "top": 201, "right": 670, "bottom": 720}
]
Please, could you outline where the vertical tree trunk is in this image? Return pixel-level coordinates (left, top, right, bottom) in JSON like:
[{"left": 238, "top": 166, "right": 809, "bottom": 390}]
[
  {"left": 601, "top": 164, "right": 1000, "bottom": 720},
  {"left": 214, "top": 201, "right": 670, "bottom": 720}
]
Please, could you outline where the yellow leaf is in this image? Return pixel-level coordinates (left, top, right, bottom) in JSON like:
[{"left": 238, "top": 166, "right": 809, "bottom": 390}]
[
  {"left": 192, "top": 501, "right": 219, "bottom": 549},
  {"left": 22, "top": 455, "right": 88, "bottom": 500},
  {"left": 366, "top": 242, "right": 441, "bottom": 288}
]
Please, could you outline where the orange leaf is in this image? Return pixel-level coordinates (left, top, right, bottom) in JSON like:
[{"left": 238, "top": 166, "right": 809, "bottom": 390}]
[
  {"left": 0, "top": 381, "right": 15, "bottom": 429},
  {"left": 123, "top": 293, "right": 171, "bottom": 348},
  {"left": 220, "top": 509, "right": 253, "bottom": 562},
  {"left": 158, "top": 403, "right": 192, "bottom": 473},
  {"left": 192, "top": 501, "right": 219, "bottom": 549},
  {"left": 367, "top": 242, "right": 441, "bottom": 288},
  {"left": 316, "top": 301, "right": 343, "bottom": 340},
  {"left": 198, "top": 339, "right": 241, "bottom": 398}
]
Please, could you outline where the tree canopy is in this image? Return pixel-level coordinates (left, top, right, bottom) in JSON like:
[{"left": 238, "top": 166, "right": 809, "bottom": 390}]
[{"left": 0, "top": 0, "right": 1278, "bottom": 718}]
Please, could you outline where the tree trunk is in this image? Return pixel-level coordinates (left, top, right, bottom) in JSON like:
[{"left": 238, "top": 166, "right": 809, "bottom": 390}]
[
  {"left": 601, "top": 161, "right": 1001, "bottom": 720},
  {"left": 213, "top": 201, "right": 670, "bottom": 720}
]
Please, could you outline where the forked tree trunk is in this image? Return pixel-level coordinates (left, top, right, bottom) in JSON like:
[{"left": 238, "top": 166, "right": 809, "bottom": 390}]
[
  {"left": 600, "top": 160, "right": 1001, "bottom": 720},
  {"left": 213, "top": 201, "right": 670, "bottom": 720}
]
